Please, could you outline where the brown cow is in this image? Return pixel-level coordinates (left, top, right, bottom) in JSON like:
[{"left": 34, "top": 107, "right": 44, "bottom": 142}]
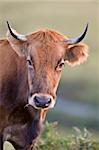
[{"left": 0, "top": 22, "right": 88, "bottom": 150}]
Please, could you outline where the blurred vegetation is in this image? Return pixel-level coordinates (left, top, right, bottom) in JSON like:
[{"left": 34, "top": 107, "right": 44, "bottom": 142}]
[
  {"left": 34, "top": 122, "right": 99, "bottom": 150},
  {"left": 47, "top": 110, "right": 99, "bottom": 130},
  {"left": 4, "top": 122, "right": 99, "bottom": 150}
]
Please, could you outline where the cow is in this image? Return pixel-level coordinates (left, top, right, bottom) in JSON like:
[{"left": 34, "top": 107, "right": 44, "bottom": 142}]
[{"left": 0, "top": 22, "right": 88, "bottom": 150}]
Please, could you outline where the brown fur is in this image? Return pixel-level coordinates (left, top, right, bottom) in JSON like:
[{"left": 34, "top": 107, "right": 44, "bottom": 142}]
[{"left": 0, "top": 28, "right": 88, "bottom": 150}]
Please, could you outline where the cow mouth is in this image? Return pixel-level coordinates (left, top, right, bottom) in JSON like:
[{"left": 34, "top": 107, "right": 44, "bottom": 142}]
[
  {"left": 24, "top": 103, "right": 48, "bottom": 110},
  {"left": 25, "top": 100, "right": 55, "bottom": 110},
  {"left": 25, "top": 104, "right": 48, "bottom": 121}
]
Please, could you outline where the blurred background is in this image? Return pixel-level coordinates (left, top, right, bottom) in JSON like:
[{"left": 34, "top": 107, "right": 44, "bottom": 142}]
[{"left": 0, "top": 0, "right": 98, "bottom": 138}]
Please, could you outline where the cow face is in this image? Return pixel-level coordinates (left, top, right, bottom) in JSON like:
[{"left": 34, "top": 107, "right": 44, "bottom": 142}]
[
  {"left": 7, "top": 22, "right": 88, "bottom": 111},
  {"left": 26, "top": 41, "right": 66, "bottom": 110}
]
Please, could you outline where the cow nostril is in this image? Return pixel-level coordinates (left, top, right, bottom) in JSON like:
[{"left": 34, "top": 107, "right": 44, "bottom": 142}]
[
  {"left": 44, "top": 98, "right": 51, "bottom": 106},
  {"left": 47, "top": 98, "right": 51, "bottom": 104},
  {"left": 34, "top": 96, "right": 40, "bottom": 104}
]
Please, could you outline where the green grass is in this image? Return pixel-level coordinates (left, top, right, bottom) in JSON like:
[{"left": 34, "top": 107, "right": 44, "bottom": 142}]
[
  {"left": 4, "top": 122, "right": 99, "bottom": 150},
  {"left": 23, "top": 122, "right": 99, "bottom": 150}
]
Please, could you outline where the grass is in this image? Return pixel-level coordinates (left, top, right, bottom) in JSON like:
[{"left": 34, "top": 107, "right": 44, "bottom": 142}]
[
  {"left": 28, "top": 122, "right": 99, "bottom": 150},
  {"left": 4, "top": 122, "right": 99, "bottom": 150}
]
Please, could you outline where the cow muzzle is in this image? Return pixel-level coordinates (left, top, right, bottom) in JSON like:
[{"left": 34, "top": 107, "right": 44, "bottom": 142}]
[{"left": 28, "top": 93, "right": 55, "bottom": 110}]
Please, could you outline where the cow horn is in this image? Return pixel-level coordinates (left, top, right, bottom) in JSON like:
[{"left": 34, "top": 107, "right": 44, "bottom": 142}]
[
  {"left": 66, "top": 23, "right": 88, "bottom": 44},
  {"left": 7, "top": 21, "right": 27, "bottom": 41}
]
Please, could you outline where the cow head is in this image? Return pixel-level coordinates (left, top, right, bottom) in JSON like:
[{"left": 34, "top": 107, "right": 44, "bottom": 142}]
[{"left": 7, "top": 22, "right": 88, "bottom": 113}]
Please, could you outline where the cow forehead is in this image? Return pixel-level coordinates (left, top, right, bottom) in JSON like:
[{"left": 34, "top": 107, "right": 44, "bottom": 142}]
[
  {"left": 29, "top": 42, "right": 65, "bottom": 66},
  {"left": 26, "top": 29, "right": 67, "bottom": 68}
]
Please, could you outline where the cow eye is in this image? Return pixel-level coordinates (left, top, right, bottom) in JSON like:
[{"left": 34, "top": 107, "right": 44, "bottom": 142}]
[
  {"left": 27, "top": 55, "right": 33, "bottom": 66},
  {"left": 56, "top": 59, "right": 65, "bottom": 71},
  {"left": 27, "top": 57, "right": 34, "bottom": 69},
  {"left": 27, "top": 59, "right": 32, "bottom": 66}
]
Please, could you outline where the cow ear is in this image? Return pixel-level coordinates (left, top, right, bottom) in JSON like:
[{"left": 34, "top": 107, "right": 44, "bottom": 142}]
[
  {"left": 65, "top": 43, "right": 88, "bottom": 66},
  {"left": 7, "top": 32, "right": 27, "bottom": 57},
  {"left": 6, "top": 22, "right": 27, "bottom": 57}
]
